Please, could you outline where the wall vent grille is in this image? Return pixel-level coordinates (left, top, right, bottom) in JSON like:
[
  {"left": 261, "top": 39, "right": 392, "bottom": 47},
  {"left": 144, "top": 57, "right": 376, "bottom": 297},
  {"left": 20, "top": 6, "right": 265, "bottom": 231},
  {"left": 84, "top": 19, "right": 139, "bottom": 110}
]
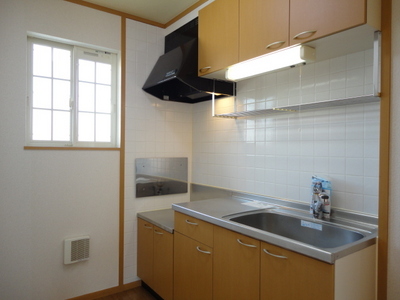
[{"left": 64, "top": 236, "right": 90, "bottom": 264}]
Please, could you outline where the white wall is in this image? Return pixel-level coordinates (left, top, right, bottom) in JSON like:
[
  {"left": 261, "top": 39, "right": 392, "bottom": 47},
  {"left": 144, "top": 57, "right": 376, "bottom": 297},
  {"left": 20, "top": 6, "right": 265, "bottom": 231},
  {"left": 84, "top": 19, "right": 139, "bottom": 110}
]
[
  {"left": 123, "top": 20, "right": 193, "bottom": 284},
  {"left": 0, "top": 1, "right": 121, "bottom": 299},
  {"left": 388, "top": 0, "right": 400, "bottom": 298}
]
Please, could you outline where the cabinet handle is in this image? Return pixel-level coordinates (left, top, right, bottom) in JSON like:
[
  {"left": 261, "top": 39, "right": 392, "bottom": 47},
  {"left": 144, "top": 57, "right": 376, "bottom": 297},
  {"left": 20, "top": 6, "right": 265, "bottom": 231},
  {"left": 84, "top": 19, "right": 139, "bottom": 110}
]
[
  {"left": 265, "top": 41, "right": 286, "bottom": 49},
  {"left": 199, "top": 66, "right": 211, "bottom": 73},
  {"left": 144, "top": 224, "right": 153, "bottom": 229},
  {"left": 293, "top": 30, "right": 317, "bottom": 40},
  {"left": 154, "top": 230, "right": 164, "bottom": 235},
  {"left": 237, "top": 239, "right": 257, "bottom": 248},
  {"left": 263, "top": 249, "right": 287, "bottom": 259},
  {"left": 185, "top": 219, "right": 198, "bottom": 226},
  {"left": 196, "top": 246, "right": 211, "bottom": 255}
]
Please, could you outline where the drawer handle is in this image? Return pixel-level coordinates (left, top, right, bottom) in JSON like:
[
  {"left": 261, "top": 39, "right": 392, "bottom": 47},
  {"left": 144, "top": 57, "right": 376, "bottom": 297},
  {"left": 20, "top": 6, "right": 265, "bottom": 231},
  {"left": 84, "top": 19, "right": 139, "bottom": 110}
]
[
  {"left": 293, "top": 30, "right": 317, "bottom": 40},
  {"left": 185, "top": 219, "right": 198, "bottom": 226},
  {"left": 266, "top": 41, "right": 286, "bottom": 49},
  {"left": 154, "top": 230, "right": 164, "bottom": 235},
  {"left": 263, "top": 249, "right": 287, "bottom": 259},
  {"left": 144, "top": 224, "right": 153, "bottom": 229},
  {"left": 196, "top": 246, "right": 211, "bottom": 255},
  {"left": 237, "top": 239, "right": 257, "bottom": 248},
  {"left": 199, "top": 66, "right": 211, "bottom": 73}
]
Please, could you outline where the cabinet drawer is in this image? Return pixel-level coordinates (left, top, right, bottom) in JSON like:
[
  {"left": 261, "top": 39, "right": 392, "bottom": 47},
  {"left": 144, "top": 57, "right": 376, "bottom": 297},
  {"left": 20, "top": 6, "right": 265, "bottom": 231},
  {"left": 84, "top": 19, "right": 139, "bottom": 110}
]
[{"left": 174, "top": 212, "right": 214, "bottom": 247}]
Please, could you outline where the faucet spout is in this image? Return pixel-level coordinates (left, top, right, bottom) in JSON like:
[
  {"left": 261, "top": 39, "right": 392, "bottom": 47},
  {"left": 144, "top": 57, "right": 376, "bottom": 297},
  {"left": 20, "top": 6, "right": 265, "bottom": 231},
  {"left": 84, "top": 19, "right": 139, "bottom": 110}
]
[{"left": 312, "top": 199, "right": 323, "bottom": 218}]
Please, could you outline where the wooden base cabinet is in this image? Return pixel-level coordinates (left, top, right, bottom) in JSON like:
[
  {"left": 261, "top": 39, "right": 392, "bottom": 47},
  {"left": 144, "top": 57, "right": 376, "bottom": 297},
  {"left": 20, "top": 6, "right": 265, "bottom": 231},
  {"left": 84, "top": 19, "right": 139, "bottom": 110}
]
[
  {"left": 173, "top": 212, "right": 214, "bottom": 300},
  {"left": 173, "top": 232, "right": 213, "bottom": 300},
  {"left": 137, "top": 218, "right": 173, "bottom": 300},
  {"left": 213, "top": 226, "right": 260, "bottom": 300},
  {"left": 261, "top": 242, "right": 377, "bottom": 300},
  {"left": 171, "top": 213, "right": 376, "bottom": 300},
  {"left": 261, "top": 242, "right": 334, "bottom": 300},
  {"left": 137, "top": 218, "right": 154, "bottom": 288}
]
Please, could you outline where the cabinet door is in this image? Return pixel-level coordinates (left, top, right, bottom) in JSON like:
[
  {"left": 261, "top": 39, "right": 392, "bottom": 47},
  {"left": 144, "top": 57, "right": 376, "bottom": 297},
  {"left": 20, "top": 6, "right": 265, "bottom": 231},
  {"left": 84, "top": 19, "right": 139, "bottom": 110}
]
[
  {"left": 213, "top": 226, "right": 260, "bottom": 300},
  {"left": 260, "top": 242, "right": 334, "bottom": 300},
  {"left": 174, "top": 232, "right": 213, "bottom": 300},
  {"left": 153, "top": 226, "right": 173, "bottom": 300},
  {"left": 240, "top": 0, "right": 289, "bottom": 62},
  {"left": 290, "top": 0, "right": 366, "bottom": 45},
  {"left": 198, "top": 0, "right": 239, "bottom": 76},
  {"left": 137, "top": 218, "right": 154, "bottom": 286}
]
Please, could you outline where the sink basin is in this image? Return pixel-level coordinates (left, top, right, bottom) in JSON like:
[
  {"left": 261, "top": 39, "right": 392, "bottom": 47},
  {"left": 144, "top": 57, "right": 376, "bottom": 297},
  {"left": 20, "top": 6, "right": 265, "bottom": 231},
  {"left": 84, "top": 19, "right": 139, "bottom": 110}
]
[{"left": 229, "top": 212, "right": 364, "bottom": 248}]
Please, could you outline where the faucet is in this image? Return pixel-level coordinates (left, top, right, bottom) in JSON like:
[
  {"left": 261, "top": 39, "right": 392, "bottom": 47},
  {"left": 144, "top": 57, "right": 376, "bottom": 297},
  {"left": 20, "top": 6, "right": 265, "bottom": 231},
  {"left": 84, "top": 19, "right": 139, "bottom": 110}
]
[
  {"left": 310, "top": 176, "right": 332, "bottom": 219},
  {"left": 311, "top": 196, "right": 323, "bottom": 218},
  {"left": 311, "top": 182, "right": 324, "bottom": 218}
]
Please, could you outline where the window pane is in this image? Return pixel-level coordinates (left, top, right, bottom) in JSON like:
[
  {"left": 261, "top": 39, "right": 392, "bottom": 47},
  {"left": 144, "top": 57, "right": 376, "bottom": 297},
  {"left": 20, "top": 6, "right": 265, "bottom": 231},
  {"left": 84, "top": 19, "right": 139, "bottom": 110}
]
[
  {"left": 33, "top": 77, "right": 52, "bottom": 109},
  {"left": 53, "top": 48, "right": 71, "bottom": 80},
  {"left": 53, "top": 79, "right": 70, "bottom": 110},
  {"left": 96, "top": 62, "right": 111, "bottom": 85},
  {"left": 33, "top": 44, "right": 51, "bottom": 77},
  {"left": 32, "top": 109, "right": 51, "bottom": 140},
  {"left": 96, "top": 114, "right": 111, "bottom": 142},
  {"left": 53, "top": 111, "right": 70, "bottom": 141},
  {"left": 96, "top": 85, "right": 111, "bottom": 113},
  {"left": 78, "top": 112, "right": 94, "bottom": 142},
  {"left": 79, "top": 59, "right": 95, "bottom": 82},
  {"left": 78, "top": 82, "right": 95, "bottom": 112}
]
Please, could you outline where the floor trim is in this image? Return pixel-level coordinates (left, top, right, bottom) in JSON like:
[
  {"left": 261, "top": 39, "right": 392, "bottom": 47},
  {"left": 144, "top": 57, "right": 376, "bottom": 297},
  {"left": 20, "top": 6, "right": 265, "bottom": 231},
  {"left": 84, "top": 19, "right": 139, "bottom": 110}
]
[{"left": 66, "top": 281, "right": 141, "bottom": 300}]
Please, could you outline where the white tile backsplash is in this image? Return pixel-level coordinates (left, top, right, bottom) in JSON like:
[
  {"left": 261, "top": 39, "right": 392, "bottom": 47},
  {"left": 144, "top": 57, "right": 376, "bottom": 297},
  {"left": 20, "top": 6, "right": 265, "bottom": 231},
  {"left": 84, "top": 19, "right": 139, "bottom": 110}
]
[{"left": 193, "top": 49, "right": 379, "bottom": 217}]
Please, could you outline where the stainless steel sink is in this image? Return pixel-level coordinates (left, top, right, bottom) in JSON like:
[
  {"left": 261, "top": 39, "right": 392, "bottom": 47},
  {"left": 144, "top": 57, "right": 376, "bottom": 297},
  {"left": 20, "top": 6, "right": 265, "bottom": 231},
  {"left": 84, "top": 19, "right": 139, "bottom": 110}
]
[{"left": 229, "top": 211, "right": 364, "bottom": 248}]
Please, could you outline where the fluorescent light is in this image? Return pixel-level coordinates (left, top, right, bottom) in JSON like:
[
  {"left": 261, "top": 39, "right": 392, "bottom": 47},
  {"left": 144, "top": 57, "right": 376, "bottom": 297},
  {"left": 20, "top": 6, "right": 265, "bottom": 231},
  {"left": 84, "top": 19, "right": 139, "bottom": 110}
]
[{"left": 225, "top": 45, "right": 316, "bottom": 81}]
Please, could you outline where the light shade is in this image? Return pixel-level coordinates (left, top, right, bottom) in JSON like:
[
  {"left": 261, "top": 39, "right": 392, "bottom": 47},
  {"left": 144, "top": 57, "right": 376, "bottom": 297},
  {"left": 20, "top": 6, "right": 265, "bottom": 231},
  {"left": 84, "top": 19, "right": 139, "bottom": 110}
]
[{"left": 225, "top": 45, "right": 316, "bottom": 81}]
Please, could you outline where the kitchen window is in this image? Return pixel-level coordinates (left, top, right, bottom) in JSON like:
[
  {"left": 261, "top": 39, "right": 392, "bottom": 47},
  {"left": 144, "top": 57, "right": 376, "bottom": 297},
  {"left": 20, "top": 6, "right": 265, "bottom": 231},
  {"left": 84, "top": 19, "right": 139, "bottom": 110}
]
[{"left": 26, "top": 37, "right": 119, "bottom": 148}]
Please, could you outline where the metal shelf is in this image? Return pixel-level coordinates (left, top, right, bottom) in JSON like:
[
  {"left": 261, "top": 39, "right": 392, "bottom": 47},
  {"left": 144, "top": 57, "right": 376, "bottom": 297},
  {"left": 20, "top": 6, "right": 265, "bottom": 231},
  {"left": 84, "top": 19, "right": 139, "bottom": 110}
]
[{"left": 213, "top": 94, "right": 380, "bottom": 119}]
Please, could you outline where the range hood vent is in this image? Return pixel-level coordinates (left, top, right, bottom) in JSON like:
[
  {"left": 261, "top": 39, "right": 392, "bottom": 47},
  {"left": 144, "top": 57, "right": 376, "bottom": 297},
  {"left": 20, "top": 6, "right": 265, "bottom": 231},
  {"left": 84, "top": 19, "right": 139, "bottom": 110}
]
[{"left": 142, "top": 20, "right": 235, "bottom": 104}]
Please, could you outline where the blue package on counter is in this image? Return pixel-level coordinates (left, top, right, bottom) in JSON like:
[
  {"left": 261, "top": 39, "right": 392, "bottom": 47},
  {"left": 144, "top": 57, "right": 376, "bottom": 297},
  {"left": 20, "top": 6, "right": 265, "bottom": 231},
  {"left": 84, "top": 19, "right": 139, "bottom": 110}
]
[{"left": 310, "top": 175, "right": 331, "bottom": 219}]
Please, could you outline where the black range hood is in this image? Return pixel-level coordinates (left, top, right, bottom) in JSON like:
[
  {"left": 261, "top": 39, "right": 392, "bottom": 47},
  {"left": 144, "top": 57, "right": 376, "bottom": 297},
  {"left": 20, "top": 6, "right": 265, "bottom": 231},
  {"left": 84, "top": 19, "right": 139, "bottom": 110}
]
[{"left": 142, "top": 38, "right": 235, "bottom": 104}]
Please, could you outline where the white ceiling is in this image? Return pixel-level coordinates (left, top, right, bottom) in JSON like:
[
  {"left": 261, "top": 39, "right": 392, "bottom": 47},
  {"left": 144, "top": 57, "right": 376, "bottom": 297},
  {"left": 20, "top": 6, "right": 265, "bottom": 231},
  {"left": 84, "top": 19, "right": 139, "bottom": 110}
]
[{"left": 80, "top": 0, "right": 203, "bottom": 25}]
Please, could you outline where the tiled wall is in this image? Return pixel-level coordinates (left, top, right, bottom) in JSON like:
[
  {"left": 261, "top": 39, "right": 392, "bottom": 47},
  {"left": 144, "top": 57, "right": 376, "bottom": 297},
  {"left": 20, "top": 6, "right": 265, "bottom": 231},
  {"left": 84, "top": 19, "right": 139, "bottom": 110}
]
[
  {"left": 193, "top": 49, "right": 380, "bottom": 216},
  {"left": 124, "top": 20, "right": 192, "bottom": 283}
]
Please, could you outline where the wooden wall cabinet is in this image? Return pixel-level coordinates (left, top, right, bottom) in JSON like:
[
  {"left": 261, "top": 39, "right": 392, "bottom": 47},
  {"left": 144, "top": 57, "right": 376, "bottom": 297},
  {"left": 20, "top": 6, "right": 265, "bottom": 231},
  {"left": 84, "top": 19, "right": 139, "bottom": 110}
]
[
  {"left": 173, "top": 212, "right": 214, "bottom": 300},
  {"left": 289, "top": 0, "right": 380, "bottom": 45},
  {"left": 137, "top": 218, "right": 173, "bottom": 300},
  {"left": 239, "top": 0, "right": 289, "bottom": 62},
  {"left": 213, "top": 226, "right": 260, "bottom": 300},
  {"left": 198, "top": 0, "right": 239, "bottom": 77},
  {"left": 199, "top": 0, "right": 380, "bottom": 78}
]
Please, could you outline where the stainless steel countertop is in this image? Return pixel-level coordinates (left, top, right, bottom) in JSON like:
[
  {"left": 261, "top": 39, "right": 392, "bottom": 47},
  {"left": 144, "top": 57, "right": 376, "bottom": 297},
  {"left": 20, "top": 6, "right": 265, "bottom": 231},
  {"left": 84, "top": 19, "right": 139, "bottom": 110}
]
[
  {"left": 137, "top": 208, "right": 175, "bottom": 233},
  {"left": 172, "top": 197, "right": 377, "bottom": 264}
]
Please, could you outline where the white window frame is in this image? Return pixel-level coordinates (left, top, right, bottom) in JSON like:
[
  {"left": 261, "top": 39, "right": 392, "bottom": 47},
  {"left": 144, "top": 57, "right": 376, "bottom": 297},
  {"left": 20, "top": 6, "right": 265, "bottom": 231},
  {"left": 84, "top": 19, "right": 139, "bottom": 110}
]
[{"left": 26, "top": 37, "right": 120, "bottom": 148}]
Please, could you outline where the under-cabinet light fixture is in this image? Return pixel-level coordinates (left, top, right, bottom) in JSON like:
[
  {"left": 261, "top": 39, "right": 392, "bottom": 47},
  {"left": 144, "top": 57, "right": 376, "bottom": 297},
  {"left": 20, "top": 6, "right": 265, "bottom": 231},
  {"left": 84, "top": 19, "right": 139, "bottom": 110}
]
[{"left": 225, "top": 45, "right": 316, "bottom": 81}]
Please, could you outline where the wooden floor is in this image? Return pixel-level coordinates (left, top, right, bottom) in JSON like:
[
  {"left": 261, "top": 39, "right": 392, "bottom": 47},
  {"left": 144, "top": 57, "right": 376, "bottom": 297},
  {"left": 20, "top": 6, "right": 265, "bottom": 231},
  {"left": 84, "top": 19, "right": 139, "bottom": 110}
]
[{"left": 94, "top": 286, "right": 158, "bottom": 300}]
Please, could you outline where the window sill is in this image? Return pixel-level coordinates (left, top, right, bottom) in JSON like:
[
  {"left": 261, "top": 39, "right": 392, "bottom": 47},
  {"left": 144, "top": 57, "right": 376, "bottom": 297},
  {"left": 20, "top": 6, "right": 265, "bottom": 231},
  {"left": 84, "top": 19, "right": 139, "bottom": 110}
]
[{"left": 24, "top": 146, "right": 121, "bottom": 151}]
